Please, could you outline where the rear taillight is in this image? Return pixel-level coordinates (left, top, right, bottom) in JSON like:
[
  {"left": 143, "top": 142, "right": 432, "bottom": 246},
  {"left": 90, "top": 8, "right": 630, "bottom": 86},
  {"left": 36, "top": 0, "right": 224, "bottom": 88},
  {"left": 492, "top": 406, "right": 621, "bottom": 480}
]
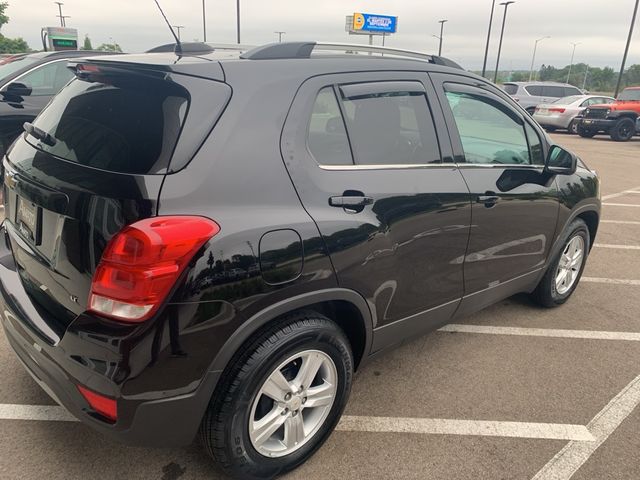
[
  {"left": 88, "top": 216, "right": 220, "bottom": 323},
  {"left": 549, "top": 108, "right": 566, "bottom": 113},
  {"left": 77, "top": 385, "right": 117, "bottom": 422}
]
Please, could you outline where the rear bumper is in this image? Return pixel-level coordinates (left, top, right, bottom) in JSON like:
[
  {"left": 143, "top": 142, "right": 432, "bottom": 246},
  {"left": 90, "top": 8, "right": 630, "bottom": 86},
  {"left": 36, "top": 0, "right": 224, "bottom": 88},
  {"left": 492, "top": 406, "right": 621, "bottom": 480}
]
[
  {"left": 0, "top": 225, "right": 220, "bottom": 447},
  {"left": 533, "top": 114, "right": 572, "bottom": 129}
]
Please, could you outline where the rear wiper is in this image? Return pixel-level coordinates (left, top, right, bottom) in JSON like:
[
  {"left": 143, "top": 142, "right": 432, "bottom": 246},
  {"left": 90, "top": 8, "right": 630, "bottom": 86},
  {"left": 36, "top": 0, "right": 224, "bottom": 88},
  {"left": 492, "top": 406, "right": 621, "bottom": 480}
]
[{"left": 23, "top": 122, "right": 56, "bottom": 147}]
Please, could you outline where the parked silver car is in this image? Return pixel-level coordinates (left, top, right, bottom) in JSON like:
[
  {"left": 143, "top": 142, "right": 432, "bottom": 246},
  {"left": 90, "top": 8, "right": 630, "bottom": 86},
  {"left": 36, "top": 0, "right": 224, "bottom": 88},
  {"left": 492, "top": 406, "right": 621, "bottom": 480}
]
[
  {"left": 503, "top": 81, "right": 585, "bottom": 114},
  {"left": 533, "top": 95, "right": 616, "bottom": 134}
]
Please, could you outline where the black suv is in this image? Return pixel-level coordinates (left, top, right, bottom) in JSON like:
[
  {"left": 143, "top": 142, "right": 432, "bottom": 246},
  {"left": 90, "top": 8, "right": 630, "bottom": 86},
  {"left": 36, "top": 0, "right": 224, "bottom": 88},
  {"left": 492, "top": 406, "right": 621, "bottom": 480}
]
[{"left": 0, "top": 42, "right": 600, "bottom": 479}]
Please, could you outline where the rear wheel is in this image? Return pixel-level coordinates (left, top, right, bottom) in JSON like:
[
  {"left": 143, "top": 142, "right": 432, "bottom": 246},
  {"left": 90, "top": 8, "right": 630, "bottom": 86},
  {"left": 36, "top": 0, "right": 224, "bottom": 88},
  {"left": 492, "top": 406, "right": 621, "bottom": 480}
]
[
  {"left": 199, "top": 312, "right": 353, "bottom": 480},
  {"left": 568, "top": 119, "right": 579, "bottom": 135},
  {"left": 577, "top": 124, "right": 597, "bottom": 138},
  {"left": 544, "top": 126, "right": 557, "bottom": 132},
  {"left": 609, "top": 118, "right": 635, "bottom": 142},
  {"left": 532, "top": 218, "right": 590, "bottom": 307}
]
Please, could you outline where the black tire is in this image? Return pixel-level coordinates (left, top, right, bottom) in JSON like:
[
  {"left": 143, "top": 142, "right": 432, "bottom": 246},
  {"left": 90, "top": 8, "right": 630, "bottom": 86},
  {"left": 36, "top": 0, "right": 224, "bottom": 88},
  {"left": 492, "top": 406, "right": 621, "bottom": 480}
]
[
  {"left": 577, "top": 124, "right": 597, "bottom": 138},
  {"left": 568, "top": 119, "right": 579, "bottom": 135},
  {"left": 609, "top": 117, "right": 635, "bottom": 142},
  {"left": 532, "top": 218, "right": 590, "bottom": 308},
  {"left": 199, "top": 311, "right": 353, "bottom": 480},
  {"left": 544, "top": 126, "right": 557, "bottom": 132},
  {"left": 526, "top": 107, "right": 536, "bottom": 116}
]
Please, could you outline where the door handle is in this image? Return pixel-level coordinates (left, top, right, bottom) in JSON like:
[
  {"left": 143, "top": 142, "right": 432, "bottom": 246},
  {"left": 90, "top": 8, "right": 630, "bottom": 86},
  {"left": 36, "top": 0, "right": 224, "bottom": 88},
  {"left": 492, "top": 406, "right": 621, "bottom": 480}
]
[
  {"left": 329, "top": 195, "right": 374, "bottom": 208},
  {"left": 477, "top": 192, "right": 499, "bottom": 207}
]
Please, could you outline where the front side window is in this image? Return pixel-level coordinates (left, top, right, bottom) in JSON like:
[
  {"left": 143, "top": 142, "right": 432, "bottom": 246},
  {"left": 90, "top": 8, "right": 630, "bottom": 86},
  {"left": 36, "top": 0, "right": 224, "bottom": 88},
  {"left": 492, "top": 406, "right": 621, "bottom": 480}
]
[
  {"left": 307, "top": 87, "right": 352, "bottom": 165},
  {"left": 618, "top": 89, "right": 640, "bottom": 101},
  {"left": 445, "top": 89, "right": 532, "bottom": 165},
  {"left": 340, "top": 85, "right": 441, "bottom": 165},
  {"left": 15, "top": 61, "right": 73, "bottom": 96},
  {"left": 541, "top": 86, "right": 566, "bottom": 97}
]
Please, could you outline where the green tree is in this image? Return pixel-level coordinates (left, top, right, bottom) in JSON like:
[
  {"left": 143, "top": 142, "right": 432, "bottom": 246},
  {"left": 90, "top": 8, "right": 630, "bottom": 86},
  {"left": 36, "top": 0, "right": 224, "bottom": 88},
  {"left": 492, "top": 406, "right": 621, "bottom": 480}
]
[
  {"left": 0, "top": 2, "right": 30, "bottom": 53},
  {"left": 82, "top": 35, "right": 93, "bottom": 50},
  {"left": 0, "top": 1, "right": 9, "bottom": 31},
  {"left": 96, "top": 43, "right": 123, "bottom": 53}
]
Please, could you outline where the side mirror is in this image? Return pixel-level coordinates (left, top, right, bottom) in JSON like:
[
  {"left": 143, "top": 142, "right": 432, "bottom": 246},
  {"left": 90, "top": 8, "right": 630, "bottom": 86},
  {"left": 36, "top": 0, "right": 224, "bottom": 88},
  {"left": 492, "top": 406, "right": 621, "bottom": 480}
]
[
  {"left": 545, "top": 145, "right": 577, "bottom": 175},
  {"left": 0, "top": 82, "right": 32, "bottom": 97}
]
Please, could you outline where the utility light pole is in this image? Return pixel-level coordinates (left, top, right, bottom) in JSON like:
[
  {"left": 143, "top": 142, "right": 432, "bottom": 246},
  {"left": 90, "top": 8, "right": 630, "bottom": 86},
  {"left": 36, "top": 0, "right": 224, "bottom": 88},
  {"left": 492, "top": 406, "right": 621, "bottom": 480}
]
[
  {"left": 494, "top": 1, "right": 515, "bottom": 84},
  {"left": 615, "top": 0, "right": 639, "bottom": 97},
  {"left": 566, "top": 42, "right": 581, "bottom": 84},
  {"left": 529, "top": 36, "right": 550, "bottom": 82},
  {"left": 275, "top": 31, "right": 286, "bottom": 43},
  {"left": 437, "top": 19, "right": 447, "bottom": 56},
  {"left": 482, "top": 0, "right": 497, "bottom": 78},
  {"left": 54, "top": 2, "right": 65, "bottom": 27},
  {"left": 173, "top": 25, "right": 184, "bottom": 41},
  {"left": 202, "top": 0, "right": 207, "bottom": 42},
  {"left": 236, "top": 0, "right": 241, "bottom": 44}
]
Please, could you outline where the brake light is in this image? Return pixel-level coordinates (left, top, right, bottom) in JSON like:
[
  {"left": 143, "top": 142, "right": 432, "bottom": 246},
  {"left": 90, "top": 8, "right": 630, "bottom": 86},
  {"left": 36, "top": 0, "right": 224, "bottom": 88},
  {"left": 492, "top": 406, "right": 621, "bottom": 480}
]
[
  {"left": 88, "top": 216, "right": 220, "bottom": 323},
  {"left": 549, "top": 108, "right": 566, "bottom": 113},
  {"left": 77, "top": 385, "right": 117, "bottom": 422}
]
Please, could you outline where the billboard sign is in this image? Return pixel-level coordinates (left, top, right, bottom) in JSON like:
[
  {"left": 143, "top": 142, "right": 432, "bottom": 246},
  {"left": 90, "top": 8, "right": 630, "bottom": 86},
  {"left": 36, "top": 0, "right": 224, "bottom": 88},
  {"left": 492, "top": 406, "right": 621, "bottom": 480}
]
[{"left": 352, "top": 13, "right": 398, "bottom": 34}]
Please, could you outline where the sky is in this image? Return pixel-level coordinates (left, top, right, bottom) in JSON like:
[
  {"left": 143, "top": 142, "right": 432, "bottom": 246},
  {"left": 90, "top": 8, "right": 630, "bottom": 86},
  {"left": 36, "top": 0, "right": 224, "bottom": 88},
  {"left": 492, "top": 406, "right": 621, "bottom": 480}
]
[{"left": 3, "top": 0, "right": 639, "bottom": 71}]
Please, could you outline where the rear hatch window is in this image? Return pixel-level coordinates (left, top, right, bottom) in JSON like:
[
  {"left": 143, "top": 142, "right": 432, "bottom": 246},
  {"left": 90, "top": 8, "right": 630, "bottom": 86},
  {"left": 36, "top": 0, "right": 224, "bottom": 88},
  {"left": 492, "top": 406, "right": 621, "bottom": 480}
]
[
  {"left": 25, "top": 70, "right": 188, "bottom": 174},
  {"left": 503, "top": 84, "right": 518, "bottom": 95}
]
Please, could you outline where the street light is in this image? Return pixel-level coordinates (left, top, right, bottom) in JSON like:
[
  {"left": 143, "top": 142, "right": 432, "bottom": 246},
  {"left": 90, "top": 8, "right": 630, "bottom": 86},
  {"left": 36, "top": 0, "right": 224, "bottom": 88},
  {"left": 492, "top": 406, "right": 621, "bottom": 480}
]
[
  {"left": 493, "top": 1, "right": 515, "bottom": 84},
  {"left": 615, "top": 0, "right": 639, "bottom": 97},
  {"left": 54, "top": 2, "right": 65, "bottom": 27},
  {"left": 529, "top": 36, "right": 550, "bottom": 82},
  {"left": 481, "top": 0, "right": 497, "bottom": 78},
  {"left": 437, "top": 19, "right": 448, "bottom": 56},
  {"left": 566, "top": 42, "right": 581, "bottom": 84},
  {"left": 274, "top": 31, "right": 286, "bottom": 43}
]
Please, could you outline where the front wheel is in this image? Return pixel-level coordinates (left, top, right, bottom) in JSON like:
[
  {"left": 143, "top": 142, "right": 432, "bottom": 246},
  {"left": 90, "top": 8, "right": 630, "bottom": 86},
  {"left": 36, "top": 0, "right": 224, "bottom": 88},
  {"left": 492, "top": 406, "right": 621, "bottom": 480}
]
[
  {"left": 200, "top": 312, "right": 353, "bottom": 480},
  {"left": 577, "top": 124, "right": 597, "bottom": 138},
  {"left": 532, "top": 218, "right": 590, "bottom": 308},
  {"left": 609, "top": 118, "right": 635, "bottom": 142},
  {"left": 568, "top": 119, "right": 579, "bottom": 135}
]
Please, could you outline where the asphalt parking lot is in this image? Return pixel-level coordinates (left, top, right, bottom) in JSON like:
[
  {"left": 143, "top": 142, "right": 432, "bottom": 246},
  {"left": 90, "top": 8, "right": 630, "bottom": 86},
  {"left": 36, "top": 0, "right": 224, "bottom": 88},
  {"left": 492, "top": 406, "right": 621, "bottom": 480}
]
[{"left": 1, "top": 134, "right": 639, "bottom": 480}]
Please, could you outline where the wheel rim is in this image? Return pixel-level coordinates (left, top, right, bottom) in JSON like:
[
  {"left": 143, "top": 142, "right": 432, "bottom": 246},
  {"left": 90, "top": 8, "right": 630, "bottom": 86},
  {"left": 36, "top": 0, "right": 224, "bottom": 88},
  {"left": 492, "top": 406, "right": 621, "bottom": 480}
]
[
  {"left": 570, "top": 121, "right": 578, "bottom": 134},
  {"left": 555, "top": 235, "right": 585, "bottom": 295},
  {"left": 249, "top": 349, "right": 338, "bottom": 458},
  {"left": 619, "top": 123, "right": 632, "bottom": 139}
]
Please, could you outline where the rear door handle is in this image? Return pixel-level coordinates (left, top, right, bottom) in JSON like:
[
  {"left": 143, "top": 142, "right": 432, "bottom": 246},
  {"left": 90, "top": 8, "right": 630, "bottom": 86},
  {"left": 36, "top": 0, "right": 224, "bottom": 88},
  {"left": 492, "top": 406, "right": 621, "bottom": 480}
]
[{"left": 329, "top": 195, "right": 374, "bottom": 208}]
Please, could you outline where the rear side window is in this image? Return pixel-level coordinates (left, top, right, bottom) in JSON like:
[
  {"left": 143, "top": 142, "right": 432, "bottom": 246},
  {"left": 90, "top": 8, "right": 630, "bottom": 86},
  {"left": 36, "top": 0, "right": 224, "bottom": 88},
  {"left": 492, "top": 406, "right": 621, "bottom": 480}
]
[
  {"left": 503, "top": 84, "right": 519, "bottom": 95},
  {"left": 307, "top": 87, "right": 352, "bottom": 165},
  {"left": 525, "top": 85, "right": 543, "bottom": 96},
  {"left": 27, "top": 74, "right": 189, "bottom": 175},
  {"left": 541, "top": 85, "right": 565, "bottom": 97},
  {"left": 563, "top": 86, "right": 582, "bottom": 96},
  {"left": 339, "top": 83, "right": 441, "bottom": 165}
]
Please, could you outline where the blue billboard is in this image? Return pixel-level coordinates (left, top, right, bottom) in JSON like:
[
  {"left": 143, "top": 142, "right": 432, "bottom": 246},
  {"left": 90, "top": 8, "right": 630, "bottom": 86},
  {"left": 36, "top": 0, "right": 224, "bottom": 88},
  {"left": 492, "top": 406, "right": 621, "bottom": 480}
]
[{"left": 352, "top": 13, "right": 398, "bottom": 34}]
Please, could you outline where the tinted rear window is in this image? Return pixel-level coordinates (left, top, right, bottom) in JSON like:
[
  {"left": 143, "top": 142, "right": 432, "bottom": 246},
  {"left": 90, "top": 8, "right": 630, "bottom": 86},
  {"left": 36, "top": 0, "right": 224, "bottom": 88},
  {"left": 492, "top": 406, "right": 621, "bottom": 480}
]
[
  {"left": 503, "top": 84, "right": 518, "bottom": 95},
  {"left": 525, "top": 85, "right": 543, "bottom": 96},
  {"left": 541, "top": 86, "right": 565, "bottom": 97},
  {"left": 563, "top": 86, "right": 582, "bottom": 96},
  {"left": 27, "top": 74, "right": 189, "bottom": 175}
]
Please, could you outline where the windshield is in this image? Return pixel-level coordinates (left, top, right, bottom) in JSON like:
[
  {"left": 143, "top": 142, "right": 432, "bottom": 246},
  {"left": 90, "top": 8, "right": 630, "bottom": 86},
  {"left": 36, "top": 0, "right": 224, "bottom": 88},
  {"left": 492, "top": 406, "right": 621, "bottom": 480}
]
[
  {"left": 0, "top": 54, "right": 43, "bottom": 82},
  {"left": 618, "top": 89, "right": 640, "bottom": 101},
  {"left": 27, "top": 74, "right": 189, "bottom": 174},
  {"left": 554, "top": 95, "right": 582, "bottom": 105}
]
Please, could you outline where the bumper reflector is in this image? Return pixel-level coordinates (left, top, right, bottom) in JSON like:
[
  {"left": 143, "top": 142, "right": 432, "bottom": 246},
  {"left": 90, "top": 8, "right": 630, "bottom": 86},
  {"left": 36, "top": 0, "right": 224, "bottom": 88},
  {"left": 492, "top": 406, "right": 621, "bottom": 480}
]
[{"left": 77, "top": 385, "right": 117, "bottom": 422}]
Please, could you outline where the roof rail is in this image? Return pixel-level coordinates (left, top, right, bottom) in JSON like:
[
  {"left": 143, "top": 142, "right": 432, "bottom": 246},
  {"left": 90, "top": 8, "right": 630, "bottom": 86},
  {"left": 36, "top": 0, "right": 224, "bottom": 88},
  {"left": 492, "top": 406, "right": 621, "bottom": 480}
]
[
  {"left": 240, "top": 41, "right": 463, "bottom": 69},
  {"left": 146, "top": 42, "right": 254, "bottom": 55}
]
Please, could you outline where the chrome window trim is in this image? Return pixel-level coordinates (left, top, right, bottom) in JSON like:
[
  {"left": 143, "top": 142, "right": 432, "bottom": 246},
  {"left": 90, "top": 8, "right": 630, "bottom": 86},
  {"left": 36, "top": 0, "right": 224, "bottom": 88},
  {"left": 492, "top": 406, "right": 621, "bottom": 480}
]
[
  {"left": 319, "top": 163, "right": 545, "bottom": 171},
  {"left": 8, "top": 58, "right": 71, "bottom": 94}
]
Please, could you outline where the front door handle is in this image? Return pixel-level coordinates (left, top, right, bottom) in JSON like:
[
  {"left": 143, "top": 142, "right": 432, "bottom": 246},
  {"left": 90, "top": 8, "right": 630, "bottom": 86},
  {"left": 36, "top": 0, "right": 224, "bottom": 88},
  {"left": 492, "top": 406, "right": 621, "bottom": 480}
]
[
  {"left": 329, "top": 195, "right": 374, "bottom": 208},
  {"left": 477, "top": 192, "right": 499, "bottom": 207}
]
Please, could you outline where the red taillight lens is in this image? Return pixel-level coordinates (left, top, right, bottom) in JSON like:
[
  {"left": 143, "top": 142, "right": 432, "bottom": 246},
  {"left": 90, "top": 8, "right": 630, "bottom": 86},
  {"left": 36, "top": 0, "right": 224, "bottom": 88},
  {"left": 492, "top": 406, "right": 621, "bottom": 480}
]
[
  {"left": 88, "top": 216, "right": 220, "bottom": 323},
  {"left": 549, "top": 108, "right": 566, "bottom": 113},
  {"left": 77, "top": 385, "right": 117, "bottom": 422}
]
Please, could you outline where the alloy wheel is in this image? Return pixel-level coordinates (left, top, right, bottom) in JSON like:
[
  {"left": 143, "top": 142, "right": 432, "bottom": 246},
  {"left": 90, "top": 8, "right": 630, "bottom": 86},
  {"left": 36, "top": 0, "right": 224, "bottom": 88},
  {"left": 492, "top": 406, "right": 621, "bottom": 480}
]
[{"left": 555, "top": 235, "right": 585, "bottom": 295}]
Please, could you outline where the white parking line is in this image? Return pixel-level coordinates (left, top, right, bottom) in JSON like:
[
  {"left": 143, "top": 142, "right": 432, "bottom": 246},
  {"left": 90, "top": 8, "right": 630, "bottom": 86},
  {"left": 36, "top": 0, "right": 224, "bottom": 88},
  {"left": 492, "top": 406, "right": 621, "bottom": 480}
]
[
  {"left": 439, "top": 324, "right": 640, "bottom": 341},
  {"left": 601, "top": 220, "right": 640, "bottom": 225},
  {"left": 594, "top": 243, "right": 640, "bottom": 250},
  {"left": 582, "top": 277, "right": 640, "bottom": 286},
  {"left": 532, "top": 374, "right": 640, "bottom": 480},
  {"left": 0, "top": 402, "right": 595, "bottom": 442},
  {"left": 602, "top": 187, "right": 640, "bottom": 200},
  {"left": 337, "top": 416, "right": 594, "bottom": 441},
  {"left": 0, "top": 404, "right": 77, "bottom": 422},
  {"left": 602, "top": 203, "right": 640, "bottom": 207}
]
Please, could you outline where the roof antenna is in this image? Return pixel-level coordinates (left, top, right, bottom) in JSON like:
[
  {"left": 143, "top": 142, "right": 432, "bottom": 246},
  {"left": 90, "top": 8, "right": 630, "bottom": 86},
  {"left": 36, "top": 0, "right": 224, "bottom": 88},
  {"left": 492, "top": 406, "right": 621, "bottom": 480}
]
[{"left": 152, "top": 0, "right": 182, "bottom": 55}]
